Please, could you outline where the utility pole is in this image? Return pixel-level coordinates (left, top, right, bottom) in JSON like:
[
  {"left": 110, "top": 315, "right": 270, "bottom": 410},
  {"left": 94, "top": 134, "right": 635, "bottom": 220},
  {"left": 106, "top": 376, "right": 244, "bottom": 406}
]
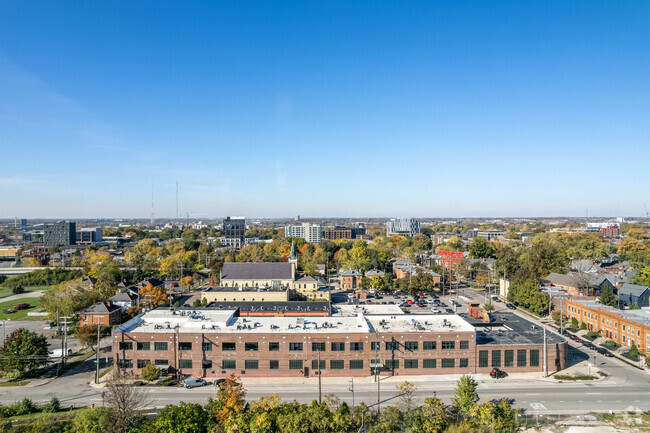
[
  {"left": 560, "top": 297, "right": 564, "bottom": 335},
  {"left": 60, "top": 316, "right": 72, "bottom": 370},
  {"left": 317, "top": 350, "right": 322, "bottom": 404},
  {"left": 95, "top": 317, "right": 101, "bottom": 384},
  {"left": 349, "top": 378, "right": 355, "bottom": 407},
  {"left": 375, "top": 333, "right": 380, "bottom": 414},
  {"left": 543, "top": 326, "right": 548, "bottom": 377}
]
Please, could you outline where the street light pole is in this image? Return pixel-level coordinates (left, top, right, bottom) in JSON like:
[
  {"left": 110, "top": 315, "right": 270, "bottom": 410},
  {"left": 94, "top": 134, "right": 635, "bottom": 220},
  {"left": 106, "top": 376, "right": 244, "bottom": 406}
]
[
  {"left": 318, "top": 350, "right": 322, "bottom": 404},
  {"left": 349, "top": 378, "right": 355, "bottom": 407},
  {"left": 95, "top": 317, "right": 101, "bottom": 384}
]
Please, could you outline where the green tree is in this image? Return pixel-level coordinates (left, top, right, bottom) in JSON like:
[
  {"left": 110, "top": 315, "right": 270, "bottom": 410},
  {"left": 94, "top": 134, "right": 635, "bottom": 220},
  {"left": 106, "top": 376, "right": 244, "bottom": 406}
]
[
  {"left": 70, "top": 407, "right": 112, "bottom": 433},
  {"left": 634, "top": 267, "right": 650, "bottom": 287},
  {"left": 141, "top": 364, "right": 161, "bottom": 382},
  {"left": 370, "top": 275, "right": 385, "bottom": 291},
  {"left": 0, "top": 328, "right": 48, "bottom": 377},
  {"left": 412, "top": 234, "right": 432, "bottom": 252},
  {"left": 598, "top": 285, "right": 618, "bottom": 308},
  {"left": 151, "top": 402, "right": 209, "bottom": 433},
  {"left": 468, "top": 237, "right": 496, "bottom": 259},
  {"left": 451, "top": 375, "right": 479, "bottom": 419}
]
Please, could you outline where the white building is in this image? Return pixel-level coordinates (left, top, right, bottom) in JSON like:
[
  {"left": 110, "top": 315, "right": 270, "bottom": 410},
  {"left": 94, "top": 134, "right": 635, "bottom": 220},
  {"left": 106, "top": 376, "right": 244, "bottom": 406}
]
[
  {"left": 284, "top": 223, "right": 322, "bottom": 244},
  {"left": 386, "top": 218, "right": 420, "bottom": 237}
]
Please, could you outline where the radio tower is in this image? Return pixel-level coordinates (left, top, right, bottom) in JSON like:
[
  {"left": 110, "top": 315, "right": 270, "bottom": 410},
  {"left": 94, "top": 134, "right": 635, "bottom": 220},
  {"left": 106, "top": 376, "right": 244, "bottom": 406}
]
[
  {"left": 176, "top": 180, "right": 179, "bottom": 221},
  {"left": 150, "top": 185, "right": 155, "bottom": 225}
]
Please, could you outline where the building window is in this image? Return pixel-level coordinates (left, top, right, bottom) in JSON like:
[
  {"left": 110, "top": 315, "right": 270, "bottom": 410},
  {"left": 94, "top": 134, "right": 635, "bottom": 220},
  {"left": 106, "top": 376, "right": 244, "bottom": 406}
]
[
  {"left": 441, "top": 359, "right": 455, "bottom": 368},
  {"left": 350, "top": 342, "right": 364, "bottom": 351},
  {"left": 289, "top": 343, "right": 303, "bottom": 351},
  {"left": 530, "top": 350, "right": 539, "bottom": 367},
  {"left": 222, "top": 360, "right": 236, "bottom": 369},
  {"left": 492, "top": 350, "right": 501, "bottom": 367},
  {"left": 517, "top": 350, "right": 527, "bottom": 367},
  {"left": 289, "top": 360, "right": 303, "bottom": 370},
  {"left": 269, "top": 342, "right": 280, "bottom": 351},
  {"left": 179, "top": 342, "right": 192, "bottom": 351},
  {"left": 404, "top": 342, "right": 418, "bottom": 351},
  {"left": 154, "top": 359, "right": 168, "bottom": 367},
  {"left": 202, "top": 360, "right": 212, "bottom": 369},
  {"left": 245, "top": 360, "right": 259, "bottom": 370},
  {"left": 119, "top": 342, "right": 133, "bottom": 351},
  {"left": 423, "top": 341, "right": 436, "bottom": 350},
  {"left": 222, "top": 342, "right": 236, "bottom": 351},
  {"left": 137, "top": 359, "right": 150, "bottom": 368},
  {"left": 330, "top": 360, "right": 344, "bottom": 369},
  {"left": 404, "top": 359, "right": 418, "bottom": 369},
  {"left": 504, "top": 350, "right": 514, "bottom": 367},
  {"left": 312, "top": 360, "right": 326, "bottom": 370},
  {"left": 423, "top": 359, "right": 437, "bottom": 368},
  {"left": 312, "top": 342, "right": 326, "bottom": 352},
  {"left": 154, "top": 342, "right": 168, "bottom": 351},
  {"left": 460, "top": 358, "right": 469, "bottom": 368},
  {"left": 460, "top": 341, "right": 469, "bottom": 350},
  {"left": 180, "top": 360, "right": 192, "bottom": 369},
  {"left": 331, "top": 342, "right": 345, "bottom": 351},
  {"left": 350, "top": 360, "right": 364, "bottom": 369},
  {"left": 245, "top": 343, "right": 259, "bottom": 351},
  {"left": 371, "top": 342, "right": 380, "bottom": 351},
  {"left": 385, "top": 359, "right": 399, "bottom": 370},
  {"left": 136, "top": 342, "right": 150, "bottom": 351},
  {"left": 270, "top": 360, "right": 279, "bottom": 370},
  {"left": 441, "top": 341, "right": 455, "bottom": 350},
  {"left": 385, "top": 341, "right": 399, "bottom": 351},
  {"left": 202, "top": 342, "right": 212, "bottom": 351},
  {"left": 120, "top": 359, "right": 133, "bottom": 368},
  {"left": 479, "top": 350, "right": 489, "bottom": 367}
]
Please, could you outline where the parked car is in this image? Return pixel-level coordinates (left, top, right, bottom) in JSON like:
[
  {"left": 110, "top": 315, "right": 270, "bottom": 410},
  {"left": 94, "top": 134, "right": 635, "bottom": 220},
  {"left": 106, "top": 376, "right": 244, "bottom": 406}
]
[
  {"left": 184, "top": 377, "right": 208, "bottom": 389},
  {"left": 213, "top": 378, "right": 226, "bottom": 386},
  {"left": 492, "top": 296, "right": 501, "bottom": 302},
  {"left": 490, "top": 368, "right": 507, "bottom": 379},
  {"left": 596, "top": 348, "right": 612, "bottom": 357},
  {"left": 406, "top": 299, "right": 414, "bottom": 305},
  {"left": 170, "top": 282, "right": 179, "bottom": 287},
  {"left": 445, "top": 308, "right": 454, "bottom": 314},
  {"left": 13, "top": 303, "right": 30, "bottom": 310},
  {"left": 430, "top": 308, "right": 440, "bottom": 314},
  {"left": 49, "top": 348, "right": 72, "bottom": 358},
  {"left": 506, "top": 303, "right": 516, "bottom": 310}
]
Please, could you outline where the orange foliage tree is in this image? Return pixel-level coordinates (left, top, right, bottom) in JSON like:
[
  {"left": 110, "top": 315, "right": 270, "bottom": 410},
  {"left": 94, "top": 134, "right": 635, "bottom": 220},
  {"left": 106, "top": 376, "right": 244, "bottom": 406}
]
[{"left": 139, "top": 284, "right": 169, "bottom": 307}]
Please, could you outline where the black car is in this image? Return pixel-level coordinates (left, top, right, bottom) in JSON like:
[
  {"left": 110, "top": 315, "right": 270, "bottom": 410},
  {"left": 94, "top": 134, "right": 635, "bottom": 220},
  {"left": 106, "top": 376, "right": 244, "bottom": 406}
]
[
  {"left": 596, "top": 348, "right": 612, "bottom": 357},
  {"left": 445, "top": 308, "right": 454, "bottom": 314},
  {"left": 506, "top": 303, "right": 516, "bottom": 310},
  {"left": 490, "top": 368, "right": 507, "bottom": 379}
]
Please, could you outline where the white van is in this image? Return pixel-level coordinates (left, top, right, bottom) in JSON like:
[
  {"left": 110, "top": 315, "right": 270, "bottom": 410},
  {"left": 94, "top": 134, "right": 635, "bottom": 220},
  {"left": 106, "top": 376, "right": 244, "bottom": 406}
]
[
  {"left": 184, "top": 377, "right": 208, "bottom": 389},
  {"left": 49, "top": 348, "right": 72, "bottom": 358}
]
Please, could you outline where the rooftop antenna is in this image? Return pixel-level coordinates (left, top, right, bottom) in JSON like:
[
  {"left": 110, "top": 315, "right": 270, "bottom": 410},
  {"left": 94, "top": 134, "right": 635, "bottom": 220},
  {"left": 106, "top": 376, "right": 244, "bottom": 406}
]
[
  {"left": 176, "top": 180, "right": 179, "bottom": 221},
  {"left": 150, "top": 184, "right": 155, "bottom": 225}
]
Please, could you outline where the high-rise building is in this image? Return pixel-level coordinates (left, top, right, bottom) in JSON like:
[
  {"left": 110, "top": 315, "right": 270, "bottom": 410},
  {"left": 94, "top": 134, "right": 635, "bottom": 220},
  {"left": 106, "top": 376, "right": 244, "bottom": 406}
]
[
  {"left": 76, "top": 228, "right": 103, "bottom": 244},
  {"left": 285, "top": 223, "right": 322, "bottom": 244},
  {"left": 43, "top": 221, "right": 76, "bottom": 247},
  {"left": 223, "top": 216, "right": 245, "bottom": 249},
  {"left": 386, "top": 218, "right": 420, "bottom": 237}
]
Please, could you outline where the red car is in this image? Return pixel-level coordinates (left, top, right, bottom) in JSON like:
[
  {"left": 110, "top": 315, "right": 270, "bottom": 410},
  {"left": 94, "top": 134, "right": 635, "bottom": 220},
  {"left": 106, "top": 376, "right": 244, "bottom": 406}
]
[
  {"left": 13, "top": 303, "right": 30, "bottom": 310},
  {"left": 405, "top": 299, "right": 414, "bottom": 305}
]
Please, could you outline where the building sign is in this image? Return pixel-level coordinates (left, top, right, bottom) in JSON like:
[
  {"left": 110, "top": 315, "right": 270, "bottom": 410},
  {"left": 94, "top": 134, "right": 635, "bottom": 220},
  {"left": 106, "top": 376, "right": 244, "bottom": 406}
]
[{"left": 439, "top": 250, "right": 463, "bottom": 264}]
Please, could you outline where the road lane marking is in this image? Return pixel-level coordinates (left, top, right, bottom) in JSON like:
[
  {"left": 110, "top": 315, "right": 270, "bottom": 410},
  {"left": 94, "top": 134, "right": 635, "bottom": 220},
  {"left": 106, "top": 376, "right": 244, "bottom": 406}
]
[
  {"left": 586, "top": 393, "right": 601, "bottom": 395},
  {"left": 530, "top": 403, "right": 547, "bottom": 411},
  {"left": 525, "top": 393, "right": 541, "bottom": 396}
]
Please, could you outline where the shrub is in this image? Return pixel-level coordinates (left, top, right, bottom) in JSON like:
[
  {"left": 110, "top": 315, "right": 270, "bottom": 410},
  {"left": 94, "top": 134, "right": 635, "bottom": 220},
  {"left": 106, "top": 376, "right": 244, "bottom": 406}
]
[
  {"left": 586, "top": 331, "right": 599, "bottom": 339},
  {"left": 11, "top": 285, "right": 24, "bottom": 295},
  {"left": 162, "top": 379, "right": 174, "bottom": 386},
  {"left": 42, "top": 397, "right": 60, "bottom": 413},
  {"left": 193, "top": 299, "right": 202, "bottom": 307},
  {"left": 13, "top": 398, "right": 37, "bottom": 415},
  {"left": 571, "top": 317, "right": 578, "bottom": 327},
  {"left": 604, "top": 340, "right": 620, "bottom": 350},
  {"left": 630, "top": 344, "right": 639, "bottom": 358},
  {"left": 133, "top": 380, "right": 144, "bottom": 386},
  {"left": 141, "top": 364, "right": 161, "bottom": 382},
  {"left": 579, "top": 322, "right": 587, "bottom": 330}
]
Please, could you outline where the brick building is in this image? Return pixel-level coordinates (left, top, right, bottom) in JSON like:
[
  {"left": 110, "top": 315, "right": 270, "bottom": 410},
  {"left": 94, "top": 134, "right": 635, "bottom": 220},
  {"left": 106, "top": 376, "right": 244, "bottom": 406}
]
[
  {"left": 564, "top": 299, "right": 650, "bottom": 355},
  {"left": 340, "top": 269, "right": 363, "bottom": 290},
  {"left": 113, "top": 309, "right": 567, "bottom": 379},
  {"left": 79, "top": 301, "right": 122, "bottom": 327}
]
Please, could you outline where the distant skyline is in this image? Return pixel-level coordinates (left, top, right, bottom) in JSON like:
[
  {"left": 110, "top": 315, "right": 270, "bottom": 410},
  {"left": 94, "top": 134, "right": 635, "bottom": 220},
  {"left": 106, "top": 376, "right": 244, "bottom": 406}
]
[{"left": 1, "top": 1, "right": 649, "bottom": 219}]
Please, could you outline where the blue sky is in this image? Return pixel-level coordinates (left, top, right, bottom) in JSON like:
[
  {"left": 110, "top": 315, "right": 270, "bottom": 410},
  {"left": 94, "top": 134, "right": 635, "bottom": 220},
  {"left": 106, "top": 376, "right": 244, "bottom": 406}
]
[{"left": 1, "top": 1, "right": 649, "bottom": 219}]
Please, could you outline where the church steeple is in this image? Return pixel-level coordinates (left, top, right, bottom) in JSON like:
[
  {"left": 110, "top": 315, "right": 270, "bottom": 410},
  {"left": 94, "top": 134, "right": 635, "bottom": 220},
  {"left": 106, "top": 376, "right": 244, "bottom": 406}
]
[{"left": 289, "top": 241, "right": 296, "bottom": 261}]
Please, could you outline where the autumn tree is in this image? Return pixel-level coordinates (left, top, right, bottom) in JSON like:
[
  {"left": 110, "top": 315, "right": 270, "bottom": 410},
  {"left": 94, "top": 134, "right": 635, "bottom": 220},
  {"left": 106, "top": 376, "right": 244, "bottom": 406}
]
[
  {"left": 213, "top": 373, "right": 247, "bottom": 424},
  {"left": 105, "top": 374, "right": 151, "bottom": 432},
  {"left": 451, "top": 375, "right": 479, "bottom": 419},
  {"left": 139, "top": 284, "right": 169, "bottom": 307},
  {"left": 76, "top": 325, "right": 99, "bottom": 351}
]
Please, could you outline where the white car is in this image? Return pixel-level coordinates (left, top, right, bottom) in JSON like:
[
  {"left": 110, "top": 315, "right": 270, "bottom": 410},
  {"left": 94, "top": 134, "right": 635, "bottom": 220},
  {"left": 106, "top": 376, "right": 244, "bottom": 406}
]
[{"left": 430, "top": 308, "right": 440, "bottom": 314}]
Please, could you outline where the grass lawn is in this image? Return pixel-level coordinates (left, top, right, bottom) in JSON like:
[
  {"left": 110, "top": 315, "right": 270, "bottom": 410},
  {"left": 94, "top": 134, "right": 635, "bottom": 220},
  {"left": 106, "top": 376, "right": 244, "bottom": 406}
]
[
  {"left": 0, "top": 297, "right": 44, "bottom": 321},
  {"left": 0, "top": 285, "right": 49, "bottom": 299}
]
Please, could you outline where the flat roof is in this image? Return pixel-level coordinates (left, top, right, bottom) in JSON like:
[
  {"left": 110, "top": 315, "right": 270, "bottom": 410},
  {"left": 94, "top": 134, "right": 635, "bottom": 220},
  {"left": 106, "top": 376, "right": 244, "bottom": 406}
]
[
  {"left": 365, "top": 314, "right": 476, "bottom": 333},
  {"left": 476, "top": 313, "right": 565, "bottom": 346},
  {"left": 204, "top": 286, "right": 287, "bottom": 293},
  {"left": 206, "top": 301, "right": 331, "bottom": 314},
  {"left": 333, "top": 304, "right": 404, "bottom": 316},
  {"left": 570, "top": 299, "right": 650, "bottom": 327},
  {"left": 116, "top": 308, "right": 369, "bottom": 334}
]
